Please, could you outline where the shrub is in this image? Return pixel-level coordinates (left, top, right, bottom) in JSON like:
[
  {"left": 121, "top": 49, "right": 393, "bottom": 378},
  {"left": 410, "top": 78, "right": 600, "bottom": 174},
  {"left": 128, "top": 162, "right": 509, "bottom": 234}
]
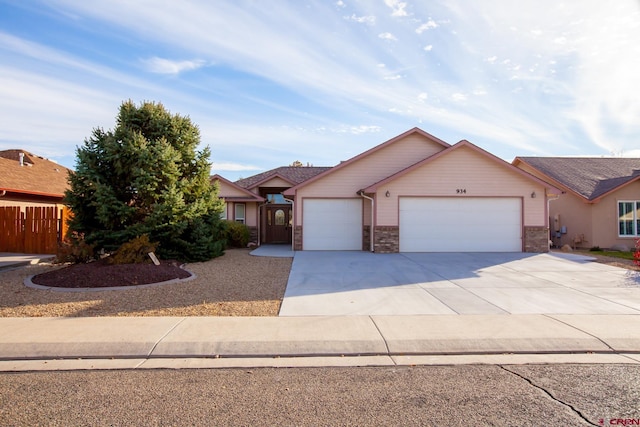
[
  {"left": 109, "top": 235, "right": 158, "bottom": 265},
  {"left": 55, "top": 233, "right": 95, "bottom": 264},
  {"left": 221, "top": 220, "right": 250, "bottom": 248},
  {"left": 634, "top": 239, "right": 640, "bottom": 267},
  {"left": 589, "top": 246, "right": 601, "bottom": 251},
  {"left": 65, "top": 100, "right": 226, "bottom": 262}
]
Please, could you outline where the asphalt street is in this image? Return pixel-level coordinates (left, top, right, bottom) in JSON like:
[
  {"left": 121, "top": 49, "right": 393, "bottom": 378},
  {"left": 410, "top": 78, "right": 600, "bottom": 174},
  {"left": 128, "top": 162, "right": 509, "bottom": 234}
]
[{"left": 1, "top": 364, "right": 638, "bottom": 426}]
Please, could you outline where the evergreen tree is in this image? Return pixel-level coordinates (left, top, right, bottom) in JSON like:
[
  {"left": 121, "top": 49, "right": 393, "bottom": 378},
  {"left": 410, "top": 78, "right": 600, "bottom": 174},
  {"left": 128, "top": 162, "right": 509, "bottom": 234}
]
[{"left": 65, "top": 100, "right": 225, "bottom": 261}]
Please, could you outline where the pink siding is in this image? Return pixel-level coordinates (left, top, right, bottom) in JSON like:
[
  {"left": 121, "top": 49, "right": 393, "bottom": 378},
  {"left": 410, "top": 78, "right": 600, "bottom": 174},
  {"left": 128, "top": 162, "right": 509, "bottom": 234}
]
[
  {"left": 245, "top": 202, "right": 258, "bottom": 227},
  {"left": 376, "top": 146, "right": 546, "bottom": 226},
  {"left": 547, "top": 193, "right": 592, "bottom": 248},
  {"left": 254, "top": 177, "right": 292, "bottom": 189},
  {"left": 594, "top": 182, "right": 640, "bottom": 249},
  {"left": 217, "top": 180, "right": 251, "bottom": 198},
  {"left": 294, "top": 133, "right": 447, "bottom": 218}
]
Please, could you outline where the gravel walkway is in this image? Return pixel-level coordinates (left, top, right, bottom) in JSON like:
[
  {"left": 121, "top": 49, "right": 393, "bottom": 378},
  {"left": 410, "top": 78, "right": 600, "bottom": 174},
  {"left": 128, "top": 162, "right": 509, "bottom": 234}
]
[{"left": 0, "top": 249, "right": 291, "bottom": 317}]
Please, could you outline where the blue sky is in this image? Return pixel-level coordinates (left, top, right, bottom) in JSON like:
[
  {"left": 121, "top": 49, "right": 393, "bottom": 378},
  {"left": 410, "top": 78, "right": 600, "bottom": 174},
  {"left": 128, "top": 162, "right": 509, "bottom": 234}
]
[{"left": 1, "top": 0, "right": 639, "bottom": 181}]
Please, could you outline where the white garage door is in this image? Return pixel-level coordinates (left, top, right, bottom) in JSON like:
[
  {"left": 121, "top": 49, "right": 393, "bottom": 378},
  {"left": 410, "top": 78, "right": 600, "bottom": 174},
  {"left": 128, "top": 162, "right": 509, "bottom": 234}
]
[
  {"left": 399, "top": 197, "right": 522, "bottom": 252},
  {"left": 303, "top": 199, "right": 362, "bottom": 250}
]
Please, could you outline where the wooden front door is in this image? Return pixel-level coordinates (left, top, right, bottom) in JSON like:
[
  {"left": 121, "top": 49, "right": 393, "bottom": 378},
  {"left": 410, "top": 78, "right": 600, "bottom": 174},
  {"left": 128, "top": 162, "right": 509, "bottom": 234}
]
[{"left": 264, "top": 205, "right": 292, "bottom": 244}]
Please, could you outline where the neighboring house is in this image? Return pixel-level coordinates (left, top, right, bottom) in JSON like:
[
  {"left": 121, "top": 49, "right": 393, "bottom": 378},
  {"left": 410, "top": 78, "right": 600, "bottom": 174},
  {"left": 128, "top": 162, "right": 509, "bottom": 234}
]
[
  {"left": 0, "top": 149, "right": 72, "bottom": 253},
  {"left": 0, "top": 149, "right": 71, "bottom": 208},
  {"left": 215, "top": 128, "right": 560, "bottom": 253},
  {"left": 513, "top": 157, "right": 640, "bottom": 250}
]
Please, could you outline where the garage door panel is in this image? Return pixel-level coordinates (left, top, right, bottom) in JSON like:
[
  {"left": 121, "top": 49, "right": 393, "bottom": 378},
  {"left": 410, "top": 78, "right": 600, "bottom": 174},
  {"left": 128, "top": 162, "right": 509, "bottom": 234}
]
[
  {"left": 400, "top": 197, "right": 522, "bottom": 252},
  {"left": 304, "top": 199, "right": 362, "bottom": 250}
]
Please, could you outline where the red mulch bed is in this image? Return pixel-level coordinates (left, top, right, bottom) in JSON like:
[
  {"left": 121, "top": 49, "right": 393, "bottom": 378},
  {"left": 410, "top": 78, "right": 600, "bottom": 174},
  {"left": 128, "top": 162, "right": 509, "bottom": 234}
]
[{"left": 31, "top": 258, "right": 192, "bottom": 288}]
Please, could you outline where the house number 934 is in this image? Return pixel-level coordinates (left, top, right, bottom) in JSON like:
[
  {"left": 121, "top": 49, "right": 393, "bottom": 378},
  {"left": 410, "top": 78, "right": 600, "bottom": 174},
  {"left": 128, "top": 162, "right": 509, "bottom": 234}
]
[{"left": 456, "top": 189, "right": 466, "bottom": 194}]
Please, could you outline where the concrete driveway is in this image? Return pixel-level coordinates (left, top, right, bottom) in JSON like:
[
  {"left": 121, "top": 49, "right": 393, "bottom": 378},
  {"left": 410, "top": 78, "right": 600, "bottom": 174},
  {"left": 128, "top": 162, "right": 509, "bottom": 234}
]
[{"left": 279, "top": 251, "right": 640, "bottom": 316}]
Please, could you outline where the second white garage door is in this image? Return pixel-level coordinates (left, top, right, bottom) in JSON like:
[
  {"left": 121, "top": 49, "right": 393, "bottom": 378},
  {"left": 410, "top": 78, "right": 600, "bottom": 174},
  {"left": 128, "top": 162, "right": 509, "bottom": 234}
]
[
  {"left": 399, "top": 197, "right": 522, "bottom": 252},
  {"left": 303, "top": 199, "right": 362, "bottom": 250}
]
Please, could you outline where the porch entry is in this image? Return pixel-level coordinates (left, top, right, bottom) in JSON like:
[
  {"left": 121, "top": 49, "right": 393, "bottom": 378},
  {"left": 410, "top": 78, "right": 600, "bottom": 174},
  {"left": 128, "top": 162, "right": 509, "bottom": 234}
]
[{"left": 263, "top": 205, "right": 292, "bottom": 244}]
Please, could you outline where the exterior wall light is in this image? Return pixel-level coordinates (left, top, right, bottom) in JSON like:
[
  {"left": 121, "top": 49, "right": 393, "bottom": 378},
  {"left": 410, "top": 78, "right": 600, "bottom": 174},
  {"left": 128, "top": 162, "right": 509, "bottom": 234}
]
[
  {"left": 385, "top": 190, "right": 391, "bottom": 197},
  {"left": 531, "top": 191, "right": 536, "bottom": 198}
]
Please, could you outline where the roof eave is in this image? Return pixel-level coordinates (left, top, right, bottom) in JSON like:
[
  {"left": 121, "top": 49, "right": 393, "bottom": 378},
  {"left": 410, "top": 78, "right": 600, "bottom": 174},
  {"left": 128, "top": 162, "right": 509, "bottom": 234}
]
[
  {"left": 512, "top": 157, "right": 593, "bottom": 201},
  {"left": 590, "top": 175, "right": 640, "bottom": 203},
  {"left": 0, "top": 187, "right": 65, "bottom": 199},
  {"left": 210, "top": 174, "right": 265, "bottom": 201}
]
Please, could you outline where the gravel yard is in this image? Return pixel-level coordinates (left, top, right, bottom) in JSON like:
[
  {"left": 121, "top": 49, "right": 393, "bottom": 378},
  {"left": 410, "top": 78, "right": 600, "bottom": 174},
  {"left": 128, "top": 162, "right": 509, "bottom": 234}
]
[
  {"left": 0, "top": 249, "right": 291, "bottom": 317},
  {"left": 0, "top": 249, "right": 635, "bottom": 318}
]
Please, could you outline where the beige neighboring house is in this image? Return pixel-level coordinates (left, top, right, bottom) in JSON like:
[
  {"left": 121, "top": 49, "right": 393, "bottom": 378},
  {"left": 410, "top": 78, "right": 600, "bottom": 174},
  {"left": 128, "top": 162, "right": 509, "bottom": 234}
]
[
  {"left": 215, "top": 128, "right": 560, "bottom": 253},
  {"left": 513, "top": 157, "right": 640, "bottom": 250},
  {"left": 0, "top": 149, "right": 71, "bottom": 209}
]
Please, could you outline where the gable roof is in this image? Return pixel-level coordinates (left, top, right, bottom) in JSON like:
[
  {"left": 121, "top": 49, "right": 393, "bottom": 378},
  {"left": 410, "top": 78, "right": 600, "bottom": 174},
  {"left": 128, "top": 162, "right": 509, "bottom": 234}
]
[
  {"left": 283, "top": 127, "right": 450, "bottom": 196},
  {"left": 364, "top": 140, "right": 561, "bottom": 193},
  {"left": 235, "top": 166, "right": 332, "bottom": 189},
  {"left": 210, "top": 174, "right": 264, "bottom": 202},
  {"left": 513, "top": 157, "right": 640, "bottom": 201},
  {"left": 0, "top": 149, "right": 71, "bottom": 198}
]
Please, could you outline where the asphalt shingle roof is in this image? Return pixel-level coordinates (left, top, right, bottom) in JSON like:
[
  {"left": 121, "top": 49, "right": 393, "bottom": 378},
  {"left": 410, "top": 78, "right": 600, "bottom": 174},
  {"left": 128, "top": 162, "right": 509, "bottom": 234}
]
[
  {"left": 0, "top": 149, "right": 72, "bottom": 197},
  {"left": 518, "top": 157, "right": 640, "bottom": 200},
  {"left": 235, "top": 166, "right": 332, "bottom": 189}
]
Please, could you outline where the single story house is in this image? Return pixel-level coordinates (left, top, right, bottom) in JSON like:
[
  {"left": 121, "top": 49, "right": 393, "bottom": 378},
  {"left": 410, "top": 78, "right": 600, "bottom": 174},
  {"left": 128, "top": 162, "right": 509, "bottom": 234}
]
[
  {"left": 0, "top": 149, "right": 71, "bottom": 209},
  {"left": 215, "top": 128, "right": 560, "bottom": 253},
  {"left": 513, "top": 157, "right": 640, "bottom": 250}
]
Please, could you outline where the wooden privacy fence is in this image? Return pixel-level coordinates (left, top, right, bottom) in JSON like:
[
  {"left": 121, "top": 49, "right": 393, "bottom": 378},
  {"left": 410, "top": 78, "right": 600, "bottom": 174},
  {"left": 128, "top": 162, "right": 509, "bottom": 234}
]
[{"left": 0, "top": 206, "right": 70, "bottom": 254}]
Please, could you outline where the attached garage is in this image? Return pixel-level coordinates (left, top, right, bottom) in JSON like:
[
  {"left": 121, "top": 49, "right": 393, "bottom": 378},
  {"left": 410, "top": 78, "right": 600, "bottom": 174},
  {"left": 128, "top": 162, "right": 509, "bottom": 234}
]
[
  {"left": 399, "top": 197, "right": 522, "bottom": 252},
  {"left": 303, "top": 199, "right": 362, "bottom": 250}
]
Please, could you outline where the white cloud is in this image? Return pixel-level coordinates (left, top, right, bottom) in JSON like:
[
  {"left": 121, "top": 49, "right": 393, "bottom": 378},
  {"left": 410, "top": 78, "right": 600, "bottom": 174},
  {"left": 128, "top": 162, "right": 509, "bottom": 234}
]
[
  {"left": 3, "top": 0, "right": 640, "bottom": 170},
  {"left": 210, "top": 162, "right": 260, "bottom": 172},
  {"left": 384, "top": 0, "right": 409, "bottom": 17},
  {"left": 416, "top": 19, "right": 439, "bottom": 33},
  {"left": 378, "top": 32, "right": 398, "bottom": 41},
  {"left": 384, "top": 75, "right": 402, "bottom": 80},
  {"left": 340, "top": 125, "right": 382, "bottom": 134},
  {"left": 344, "top": 14, "right": 376, "bottom": 25},
  {"left": 418, "top": 92, "right": 428, "bottom": 102},
  {"left": 142, "top": 57, "right": 206, "bottom": 75}
]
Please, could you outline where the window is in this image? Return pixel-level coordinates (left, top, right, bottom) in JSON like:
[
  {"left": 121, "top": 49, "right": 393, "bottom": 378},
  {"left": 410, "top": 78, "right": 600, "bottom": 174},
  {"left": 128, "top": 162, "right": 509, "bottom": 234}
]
[
  {"left": 220, "top": 203, "right": 228, "bottom": 220},
  {"left": 266, "top": 194, "right": 288, "bottom": 204},
  {"left": 275, "top": 209, "right": 285, "bottom": 226},
  {"left": 618, "top": 201, "right": 640, "bottom": 236},
  {"left": 235, "top": 203, "right": 245, "bottom": 224}
]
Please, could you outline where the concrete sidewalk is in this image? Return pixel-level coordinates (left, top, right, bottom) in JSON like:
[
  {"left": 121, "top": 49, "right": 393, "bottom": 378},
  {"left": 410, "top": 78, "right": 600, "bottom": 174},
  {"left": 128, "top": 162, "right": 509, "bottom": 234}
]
[
  {"left": 1, "top": 315, "right": 639, "bottom": 371},
  {"left": 0, "top": 253, "right": 54, "bottom": 271}
]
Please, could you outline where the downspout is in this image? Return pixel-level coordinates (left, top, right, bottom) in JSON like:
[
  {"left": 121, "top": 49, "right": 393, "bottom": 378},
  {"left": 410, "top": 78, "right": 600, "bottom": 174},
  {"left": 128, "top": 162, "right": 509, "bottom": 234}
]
[
  {"left": 283, "top": 196, "right": 295, "bottom": 252},
  {"left": 358, "top": 190, "right": 374, "bottom": 252},
  {"left": 0, "top": 190, "right": 5, "bottom": 197}
]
